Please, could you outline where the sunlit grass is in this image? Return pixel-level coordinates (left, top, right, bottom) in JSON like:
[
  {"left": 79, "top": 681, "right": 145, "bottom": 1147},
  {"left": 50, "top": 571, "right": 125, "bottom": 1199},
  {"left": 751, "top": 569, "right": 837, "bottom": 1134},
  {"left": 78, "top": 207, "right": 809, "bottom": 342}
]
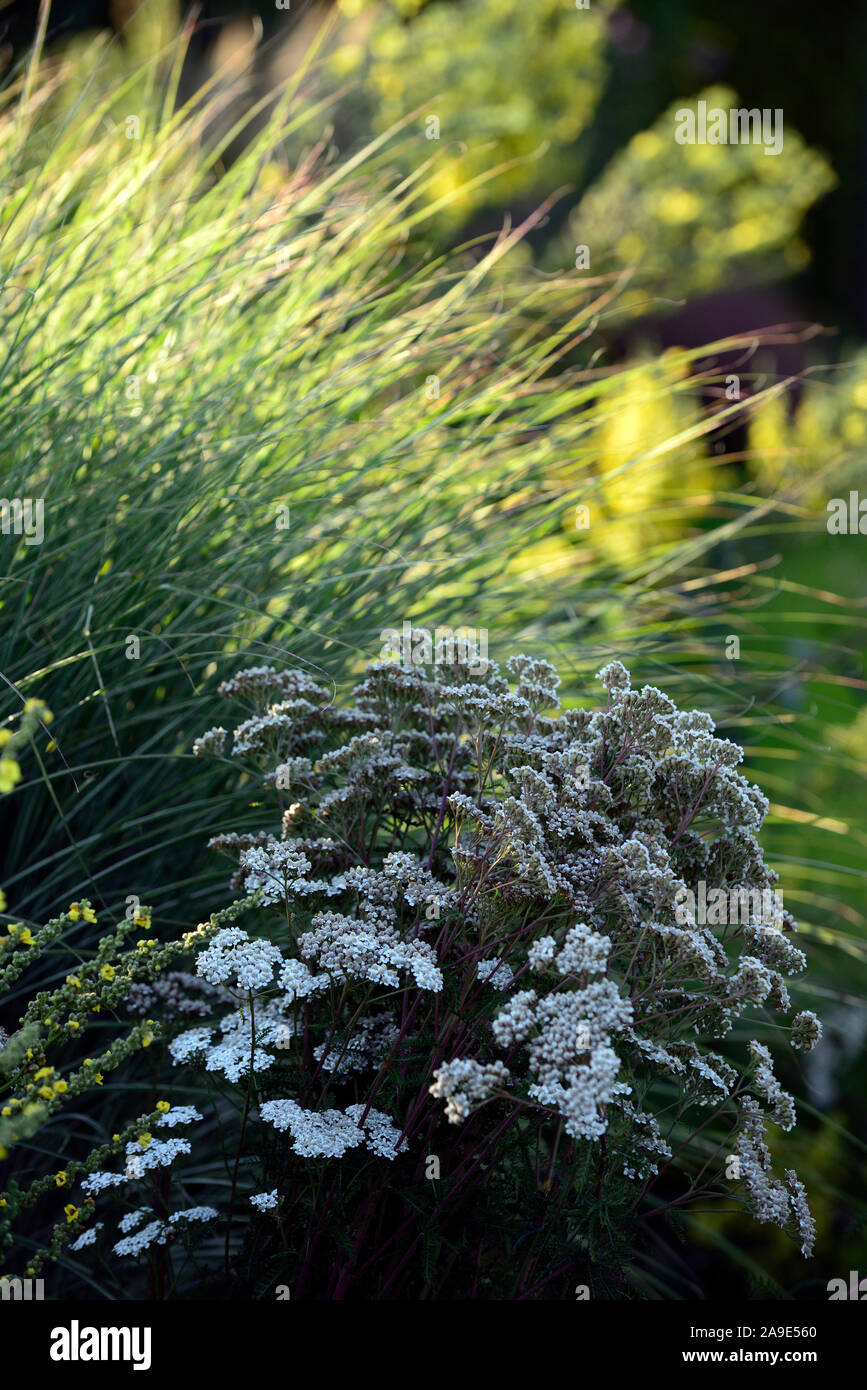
[{"left": 0, "top": 18, "right": 864, "bottom": 1298}]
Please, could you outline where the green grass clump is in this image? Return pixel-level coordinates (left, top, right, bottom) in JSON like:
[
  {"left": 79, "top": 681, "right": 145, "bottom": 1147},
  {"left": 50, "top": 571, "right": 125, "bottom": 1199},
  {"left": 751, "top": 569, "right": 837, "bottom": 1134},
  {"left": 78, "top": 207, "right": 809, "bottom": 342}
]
[{"left": 0, "top": 35, "right": 767, "bottom": 929}]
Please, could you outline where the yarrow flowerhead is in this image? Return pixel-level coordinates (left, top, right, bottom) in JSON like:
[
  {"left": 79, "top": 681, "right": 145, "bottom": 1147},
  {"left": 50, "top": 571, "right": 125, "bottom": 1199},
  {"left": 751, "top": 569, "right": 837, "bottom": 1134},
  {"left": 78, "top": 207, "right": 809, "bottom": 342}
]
[{"left": 163, "top": 653, "right": 826, "bottom": 1286}]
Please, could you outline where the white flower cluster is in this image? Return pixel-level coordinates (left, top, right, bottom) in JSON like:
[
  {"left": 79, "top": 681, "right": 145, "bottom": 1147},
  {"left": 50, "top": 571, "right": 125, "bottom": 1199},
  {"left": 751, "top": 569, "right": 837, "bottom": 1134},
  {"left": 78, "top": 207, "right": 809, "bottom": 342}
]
[
  {"left": 81, "top": 1135, "right": 193, "bottom": 1195},
  {"left": 748, "top": 1041, "right": 796, "bottom": 1131},
  {"left": 279, "top": 958, "right": 331, "bottom": 1004},
  {"left": 543, "top": 922, "right": 610, "bottom": 978},
  {"left": 429, "top": 1059, "right": 511, "bottom": 1124},
  {"left": 238, "top": 843, "right": 314, "bottom": 906},
  {"left": 218, "top": 666, "right": 326, "bottom": 706},
  {"left": 192, "top": 726, "right": 227, "bottom": 758},
  {"left": 313, "top": 1013, "right": 400, "bottom": 1076},
  {"left": 80, "top": 1170, "right": 128, "bottom": 1196},
  {"left": 298, "top": 907, "right": 443, "bottom": 992},
  {"left": 123, "top": 1137, "right": 192, "bottom": 1175},
  {"left": 791, "top": 1010, "right": 822, "bottom": 1051},
  {"left": 259, "top": 1099, "right": 408, "bottom": 1160},
  {"left": 233, "top": 707, "right": 317, "bottom": 758},
  {"left": 488, "top": 974, "right": 634, "bottom": 1139},
  {"left": 733, "top": 1097, "right": 819, "bottom": 1252},
  {"left": 785, "top": 1169, "right": 817, "bottom": 1258},
  {"left": 156, "top": 1105, "right": 203, "bottom": 1128},
  {"left": 119, "top": 1208, "right": 151, "bottom": 1233},
  {"left": 196, "top": 926, "right": 283, "bottom": 992},
  {"left": 168, "top": 1206, "right": 219, "bottom": 1226},
  {"left": 192, "top": 652, "right": 820, "bottom": 1262},
  {"left": 170, "top": 998, "right": 295, "bottom": 1081},
  {"left": 250, "top": 1190, "right": 279, "bottom": 1211},
  {"left": 112, "top": 1207, "right": 218, "bottom": 1258},
  {"left": 476, "top": 960, "right": 514, "bottom": 991},
  {"left": 113, "top": 1220, "right": 171, "bottom": 1258},
  {"left": 617, "top": 1102, "right": 672, "bottom": 1180},
  {"left": 69, "top": 1223, "right": 104, "bottom": 1251}
]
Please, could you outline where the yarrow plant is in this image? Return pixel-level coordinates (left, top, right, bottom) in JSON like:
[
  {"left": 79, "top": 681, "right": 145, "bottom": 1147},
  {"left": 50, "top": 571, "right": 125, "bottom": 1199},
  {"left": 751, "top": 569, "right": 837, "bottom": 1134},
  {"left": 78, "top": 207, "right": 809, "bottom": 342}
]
[
  {"left": 155, "top": 649, "right": 822, "bottom": 1297},
  {"left": 2, "top": 653, "right": 822, "bottom": 1298}
]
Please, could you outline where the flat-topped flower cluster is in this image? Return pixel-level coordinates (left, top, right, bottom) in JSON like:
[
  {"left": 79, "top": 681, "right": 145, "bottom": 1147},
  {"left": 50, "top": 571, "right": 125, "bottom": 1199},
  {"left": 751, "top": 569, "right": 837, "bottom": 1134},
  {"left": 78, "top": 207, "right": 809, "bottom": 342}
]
[{"left": 175, "top": 648, "right": 822, "bottom": 1289}]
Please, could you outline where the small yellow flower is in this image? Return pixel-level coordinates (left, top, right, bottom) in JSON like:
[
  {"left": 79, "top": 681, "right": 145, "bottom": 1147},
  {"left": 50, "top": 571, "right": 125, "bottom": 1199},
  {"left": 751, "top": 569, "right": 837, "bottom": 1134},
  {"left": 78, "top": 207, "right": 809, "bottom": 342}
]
[
  {"left": 38, "top": 1085, "right": 55, "bottom": 1100},
  {"left": 66, "top": 975, "right": 82, "bottom": 989},
  {"left": 156, "top": 1101, "right": 170, "bottom": 1113},
  {"left": 55, "top": 1171, "right": 68, "bottom": 1187},
  {"left": 99, "top": 965, "right": 115, "bottom": 982},
  {"left": 141, "top": 1030, "right": 154, "bottom": 1048},
  {"left": 82, "top": 906, "right": 97, "bottom": 924},
  {"left": 133, "top": 910, "right": 151, "bottom": 929},
  {"left": 112, "top": 1133, "right": 121, "bottom": 1142},
  {"left": 64, "top": 1204, "right": 78, "bottom": 1223},
  {"left": 93, "top": 1073, "right": 103, "bottom": 1085},
  {"left": 18, "top": 928, "right": 34, "bottom": 946},
  {"left": 137, "top": 1132, "right": 152, "bottom": 1149},
  {"left": 54, "top": 1080, "right": 68, "bottom": 1094},
  {"left": 68, "top": 904, "right": 81, "bottom": 921},
  {"left": 34, "top": 1067, "right": 54, "bottom": 1080},
  {"left": 1, "top": 1107, "right": 11, "bottom": 1117},
  {"left": 68, "top": 1021, "right": 80, "bottom": 1031},
  {"left": 0, "top": 759, "right": 22, "bottom": 793}
]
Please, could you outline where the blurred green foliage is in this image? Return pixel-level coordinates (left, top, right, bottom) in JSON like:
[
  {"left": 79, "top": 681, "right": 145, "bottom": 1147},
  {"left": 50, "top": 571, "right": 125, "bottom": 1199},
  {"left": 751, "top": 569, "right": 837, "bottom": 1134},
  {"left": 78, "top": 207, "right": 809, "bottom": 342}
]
[
  {"left": 333, "top": 0, "right": 610, "bottom": 222},
  {"left": 328, "top": 4, "right": 834, "bottom": 313},
  {"left": 566, "top": 86, "right": 835, "bottom": 307},
  {"left": 748, "top": 352, "right": 867, "bottom": 502}
]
